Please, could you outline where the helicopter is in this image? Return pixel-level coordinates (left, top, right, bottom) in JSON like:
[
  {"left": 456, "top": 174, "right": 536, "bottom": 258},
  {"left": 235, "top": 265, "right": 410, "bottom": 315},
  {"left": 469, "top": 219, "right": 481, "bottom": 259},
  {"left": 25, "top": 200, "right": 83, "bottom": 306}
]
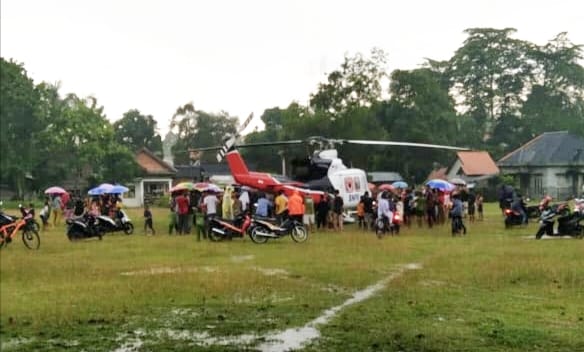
[{"left": 188, "top": 115, "right": 468, "bottom": 208}]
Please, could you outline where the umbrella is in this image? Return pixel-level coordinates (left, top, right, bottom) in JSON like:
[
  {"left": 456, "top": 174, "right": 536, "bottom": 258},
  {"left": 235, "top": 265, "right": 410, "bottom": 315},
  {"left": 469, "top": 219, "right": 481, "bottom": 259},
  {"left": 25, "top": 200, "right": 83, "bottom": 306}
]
[
  {"left": 87, "top": 183, "right": 115, "bottom": 195},
  {"left": 170, "top": 182, "right": 194, "bottom": 193},
  {"left": 449, "top": 177, "right": 466, "bottom": 186},
  {"left": 378, "top": 184, "right": 395, "bottom": 192},
  {"left": 110, "top": 185, "right": 129, "bottom": 194},
  {"left": 392, "top": 181, "right": 408, "bottom": 189},
  {"left": 44, "top": 186, "right": 67, "bottom": 194},
  {"left": 426, "top": 179, "right": 455, "bottom": 191}
]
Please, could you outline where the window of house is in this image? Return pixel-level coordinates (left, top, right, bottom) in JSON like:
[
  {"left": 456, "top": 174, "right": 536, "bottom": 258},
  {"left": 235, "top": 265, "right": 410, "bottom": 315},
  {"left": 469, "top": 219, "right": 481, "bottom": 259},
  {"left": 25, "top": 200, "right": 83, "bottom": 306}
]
[{"left": 532, "top": 174, "right": 543, "bottom": 196}]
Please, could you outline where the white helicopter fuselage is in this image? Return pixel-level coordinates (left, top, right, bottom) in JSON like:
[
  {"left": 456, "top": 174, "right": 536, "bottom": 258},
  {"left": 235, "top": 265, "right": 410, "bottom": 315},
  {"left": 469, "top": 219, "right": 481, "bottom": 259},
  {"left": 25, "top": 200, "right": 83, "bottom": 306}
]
[{"left": 322, "top": 150, "right": 368, "bottom": 208}]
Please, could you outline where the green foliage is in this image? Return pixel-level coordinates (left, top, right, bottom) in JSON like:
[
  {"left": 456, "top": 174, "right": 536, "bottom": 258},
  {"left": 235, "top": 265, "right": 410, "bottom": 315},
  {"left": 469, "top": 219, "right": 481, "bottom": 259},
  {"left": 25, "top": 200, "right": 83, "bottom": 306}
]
[
  {"left": 113, "top": 109, "right": 163, "bottom": 155},
  {"left": 170, "top": 103, "right": 238, "bottom": 164}
]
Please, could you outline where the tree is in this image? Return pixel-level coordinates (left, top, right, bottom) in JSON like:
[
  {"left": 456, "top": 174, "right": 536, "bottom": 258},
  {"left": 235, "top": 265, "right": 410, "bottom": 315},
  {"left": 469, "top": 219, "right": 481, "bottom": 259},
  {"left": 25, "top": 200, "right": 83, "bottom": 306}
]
[
  {"left": 309, "top": 48, "right": 388, "bottom": 116},
  {"left": 113, "top": 109, "right": 163, "bottom": 155},
  {"left": 521, "top": 32, "right": 584, "bottom": 138},
  {"left": 447, "top": 28, "right": 533, "bottom": 148},
  {"left": 0, "top": 58, "right": 42, "bottom": 197},
  {"left": 170, "top": 103, "right": 238, "bottom": 164}
]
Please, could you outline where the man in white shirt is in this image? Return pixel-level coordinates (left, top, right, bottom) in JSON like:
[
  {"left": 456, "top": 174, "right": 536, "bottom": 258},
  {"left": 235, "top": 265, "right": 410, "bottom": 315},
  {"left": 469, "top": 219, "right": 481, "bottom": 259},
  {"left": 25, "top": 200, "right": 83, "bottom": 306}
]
[
  {"left": 202, "top": 191, "right": 219, "bottom": 238},
  {"left": 239, "top": 190, "right": 250, "bottom": 213}
]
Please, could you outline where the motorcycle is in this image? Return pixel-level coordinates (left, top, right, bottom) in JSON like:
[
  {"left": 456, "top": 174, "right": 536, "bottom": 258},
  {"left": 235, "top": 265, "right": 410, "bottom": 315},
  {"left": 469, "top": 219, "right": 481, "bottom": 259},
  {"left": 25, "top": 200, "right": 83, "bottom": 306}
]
[
  {"left": 375, "top": 212, "right": 401, "bottom": 238},
  {"left": 208, "top": 213, "right": 252, "bottom": 241},
  {"left": 66, "top": 214, "right": 104, "bottom": 241},
  {"left": 248, "top": 216, "right": 308, "bottom": 244},
  {"left": 95, "top": 209, "right": 134, "bottom": 235},
  {"left": 535, "top": 204, "right": 583, "bottom": 239},
  {"left": 504, "top": 208, "right": 527, "bottom": 228}
]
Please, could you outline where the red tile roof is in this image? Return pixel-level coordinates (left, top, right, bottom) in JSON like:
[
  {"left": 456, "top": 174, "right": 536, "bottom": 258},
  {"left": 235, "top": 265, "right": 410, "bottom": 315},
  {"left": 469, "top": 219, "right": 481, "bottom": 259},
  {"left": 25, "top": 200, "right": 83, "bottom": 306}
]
[
  {"left": 136, "top": 148, "right": 177, "bottom": 175},
  {"left": 427, "top": 167, "right": 448, "bottom": 181},
  {"left": 456, "top": 151, "right": 499, "bottom": 176}
]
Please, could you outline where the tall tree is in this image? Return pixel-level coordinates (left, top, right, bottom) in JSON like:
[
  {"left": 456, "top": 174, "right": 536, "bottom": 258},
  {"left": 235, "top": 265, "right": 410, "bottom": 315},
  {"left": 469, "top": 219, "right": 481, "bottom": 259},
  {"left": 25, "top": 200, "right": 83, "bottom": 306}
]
[
  {"left": 309, "top": 48, "right": 388, "bottom": 116},
  {"left": 0, "top": 58, "right": 42, "bottom": 197},
  {"left": 113, "top": 109, "right": 163, "bottom": 155},
  {"left": 521, "top": 32, "right": 584, "bottom": 137},
  {"left": 170, "top": 103, "right": 238, "bottom": 164},
  {"left": 447, "top": 28, "right": 533, "bottom": 148}
]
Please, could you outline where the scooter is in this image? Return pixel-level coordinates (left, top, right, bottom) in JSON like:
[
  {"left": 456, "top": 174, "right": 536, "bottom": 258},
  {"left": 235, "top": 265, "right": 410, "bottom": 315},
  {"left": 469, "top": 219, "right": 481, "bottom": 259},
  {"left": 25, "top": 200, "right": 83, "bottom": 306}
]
[
  {"left": 95, "top": 209, "right": 134, "bottom": 235},
  {"left": 504, "top": 208, "right": 527, "bottom": 228},
  {"left": 535, "top": 204, "right": 583, "bottom": 239},
  {"left": 208, "top": 213, "right": 252, "bottom": 241},
  {"left": 66, "top": 214, "right": 103, "bottom": 241},
  {"left": 248, "top": 216, "right": 308, "bottom": 244}
]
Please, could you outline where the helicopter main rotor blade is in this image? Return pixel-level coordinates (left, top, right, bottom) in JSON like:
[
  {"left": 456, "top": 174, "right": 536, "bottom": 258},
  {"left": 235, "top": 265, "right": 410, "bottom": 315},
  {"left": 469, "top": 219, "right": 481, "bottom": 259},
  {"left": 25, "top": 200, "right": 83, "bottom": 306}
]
[{"left": 344, "top": 140, "right": 469, "bottom": 151}]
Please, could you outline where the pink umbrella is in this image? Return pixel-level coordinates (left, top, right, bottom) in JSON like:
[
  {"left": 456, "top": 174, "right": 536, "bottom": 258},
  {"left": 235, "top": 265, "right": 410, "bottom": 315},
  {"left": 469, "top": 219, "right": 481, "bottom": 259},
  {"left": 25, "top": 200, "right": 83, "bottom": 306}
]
[
  {"left": 377, "top": 184, "right": 395, "bottom": 192},
  {"left": 44, "top": 186, "right": 67, "bottom": 194}
]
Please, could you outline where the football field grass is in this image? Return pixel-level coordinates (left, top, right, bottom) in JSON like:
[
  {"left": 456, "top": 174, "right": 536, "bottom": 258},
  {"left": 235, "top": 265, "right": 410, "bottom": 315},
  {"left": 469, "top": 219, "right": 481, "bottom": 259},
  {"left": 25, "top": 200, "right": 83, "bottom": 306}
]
[{"left": 1, "top": 204, "right": 583, "bottom": 351}]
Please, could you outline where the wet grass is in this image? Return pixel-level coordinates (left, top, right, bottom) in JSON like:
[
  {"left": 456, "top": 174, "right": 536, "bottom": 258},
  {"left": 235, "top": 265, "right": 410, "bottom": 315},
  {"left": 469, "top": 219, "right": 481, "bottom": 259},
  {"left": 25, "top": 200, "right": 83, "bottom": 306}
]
[{"left": 1, "top": 204, "right": 583, "bottom": 351}]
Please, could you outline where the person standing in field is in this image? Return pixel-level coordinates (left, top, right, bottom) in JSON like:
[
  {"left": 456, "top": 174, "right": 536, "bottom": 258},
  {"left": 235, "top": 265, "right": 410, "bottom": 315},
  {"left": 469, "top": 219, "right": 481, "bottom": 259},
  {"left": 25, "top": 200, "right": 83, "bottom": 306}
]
[
  {"left": 51, "top": 194, "right": 62, "bottom": 227},
  {"left": 232, "top": 189, "right": 242, "bottom": 218},
  {"left": 363, "top": 191, "right": 374, "bottom": 230},
  {"left": 332, "top": 190, "right": 344, "bottom": 231},
  {"left": 168, "top": 195, "right": 178, "bottom": 234},
  {"left": 315, "top": 194, "right": 329, "bottom": 231},
  {"left": 202, "top": 190, "right": 219, "bottom": 238},
  {"left": 176, "top": 191, "right": 190, "bottom": 235},
  {"left": 476, "top": 192, "right": 484, "bottom": 221},
  {"left": 144, "top": 204, "right": 155, "bottom": 235},
  {"left": 287, "top": 190, "right": 305, "bottom": 224},
  {"left": 357, "top": 196, "right": 365, "bottom": 229},
  {"left": 303, "top": 195, "right": 315, "bottom": 232}
]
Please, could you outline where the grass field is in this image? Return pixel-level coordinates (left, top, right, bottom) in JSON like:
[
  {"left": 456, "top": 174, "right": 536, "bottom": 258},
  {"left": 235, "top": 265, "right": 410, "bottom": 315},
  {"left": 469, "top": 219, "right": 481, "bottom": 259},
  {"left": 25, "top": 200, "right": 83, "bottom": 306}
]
[{"left": 1, "top": 204, "right": 583, "bottom": 351}]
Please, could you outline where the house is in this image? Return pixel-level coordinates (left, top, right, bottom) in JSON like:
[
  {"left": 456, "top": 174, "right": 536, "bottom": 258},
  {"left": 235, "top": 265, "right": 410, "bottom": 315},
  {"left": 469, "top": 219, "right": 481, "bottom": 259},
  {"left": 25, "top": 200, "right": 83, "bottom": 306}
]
[
  {"left": 446, "top": 151, "right": 500, "bottom": 184},
  {"left": 497, "top": 131, "right": 584, "bottom": 199},
  {"left": 124, "top": 148, "right": 177, "bottom": 207}
]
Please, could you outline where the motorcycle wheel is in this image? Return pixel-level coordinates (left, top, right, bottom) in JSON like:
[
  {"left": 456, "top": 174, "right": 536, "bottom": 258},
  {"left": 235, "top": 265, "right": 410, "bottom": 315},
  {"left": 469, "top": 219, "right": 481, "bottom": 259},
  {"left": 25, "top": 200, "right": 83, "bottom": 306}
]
[
  {"left": 22, "top": 229, "right": 40, "bottom": 250},
  {"left": 208, "top": 227, "right": 223, "bottom": 242},
  {"left": 123, "top": 223, "right": 134, "bottom": 235},
  {"left": 504, "top": 218, "right": 511, "bottom": 229},
  {"left": 290, "top": 225, "right": 308, "bottom": 243},
  {"left": 250, "top": 226, "right": 269, "bottom": 244},
  {"left": 375, "top": 219, "right": 385, "bottom": 239}
]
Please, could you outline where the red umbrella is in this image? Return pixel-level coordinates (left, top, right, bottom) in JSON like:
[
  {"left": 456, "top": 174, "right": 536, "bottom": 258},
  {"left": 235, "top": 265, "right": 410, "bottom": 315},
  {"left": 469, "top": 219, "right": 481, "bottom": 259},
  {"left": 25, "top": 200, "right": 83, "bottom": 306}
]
[{"left": 377, "top": 184, "right": 395, "bottom": 192}]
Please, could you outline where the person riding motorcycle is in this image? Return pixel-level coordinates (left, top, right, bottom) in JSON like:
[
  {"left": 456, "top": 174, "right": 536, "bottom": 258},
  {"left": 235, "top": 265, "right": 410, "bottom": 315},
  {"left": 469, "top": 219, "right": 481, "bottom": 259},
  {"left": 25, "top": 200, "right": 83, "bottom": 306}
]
[
  {"left": 511, "top": 193, "right": 528, "bottom": 224},
  {"left": 377, "top": 191, "right": 393, "bottom": 229}
]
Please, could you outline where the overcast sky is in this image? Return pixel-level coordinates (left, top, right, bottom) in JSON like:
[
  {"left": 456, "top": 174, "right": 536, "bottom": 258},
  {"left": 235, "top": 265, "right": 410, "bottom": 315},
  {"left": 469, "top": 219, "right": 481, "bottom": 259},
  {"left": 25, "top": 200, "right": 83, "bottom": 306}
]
[{"left": 2, "top": 0, "right": 583, "bottom": 135}]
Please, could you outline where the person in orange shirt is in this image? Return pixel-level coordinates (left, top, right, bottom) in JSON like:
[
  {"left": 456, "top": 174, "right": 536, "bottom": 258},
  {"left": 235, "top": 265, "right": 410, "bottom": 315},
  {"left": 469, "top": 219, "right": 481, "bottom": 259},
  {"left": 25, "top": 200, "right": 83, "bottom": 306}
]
[{"left": 287, "top": 191, "right": 305, "bottom": 223}]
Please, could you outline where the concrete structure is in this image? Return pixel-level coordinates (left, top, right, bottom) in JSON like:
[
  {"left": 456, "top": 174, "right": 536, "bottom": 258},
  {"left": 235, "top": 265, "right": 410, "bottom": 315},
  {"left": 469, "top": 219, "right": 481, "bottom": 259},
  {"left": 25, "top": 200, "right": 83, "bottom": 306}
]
[{"left": 498, "top": 131, "right": 584, "bottom": 200}]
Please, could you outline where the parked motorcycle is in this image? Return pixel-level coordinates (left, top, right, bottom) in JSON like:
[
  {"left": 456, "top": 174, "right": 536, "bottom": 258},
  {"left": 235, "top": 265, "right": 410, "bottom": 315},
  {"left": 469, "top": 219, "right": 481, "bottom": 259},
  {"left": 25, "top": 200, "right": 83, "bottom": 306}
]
[
  {"left": 535, "top": 204, "right": 583, "bottom": 239},
  {"left": 208, "top": 213, "right": 252, "bottom": 241},
  {"left": 248, "top": 216, "right": 308, "bottom": 244},
  {"left": 66, "top": 214, "right": 104, "bottom": 241},
  {"left": 95, "top": 209, "right": 134, "bottom": 235}
]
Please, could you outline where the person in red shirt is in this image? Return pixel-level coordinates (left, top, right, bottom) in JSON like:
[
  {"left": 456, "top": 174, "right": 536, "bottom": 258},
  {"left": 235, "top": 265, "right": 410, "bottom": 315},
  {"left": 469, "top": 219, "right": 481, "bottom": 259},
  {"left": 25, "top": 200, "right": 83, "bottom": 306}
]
[{"left": 176, "top": 191, "right": 190, "bottom": 235}]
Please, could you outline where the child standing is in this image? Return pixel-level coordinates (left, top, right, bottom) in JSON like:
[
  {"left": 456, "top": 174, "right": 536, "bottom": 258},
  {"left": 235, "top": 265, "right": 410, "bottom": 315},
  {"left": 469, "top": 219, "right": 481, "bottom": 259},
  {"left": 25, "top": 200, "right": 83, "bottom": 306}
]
[
  {"left": 476, "top": 192, "right": 484, "bottom": 221},
  {"left": 144, "top": 205, "right": 155, "bottom": 235},
  {"left": 40, "top": 200, "right": 50, "bottom": 230}
]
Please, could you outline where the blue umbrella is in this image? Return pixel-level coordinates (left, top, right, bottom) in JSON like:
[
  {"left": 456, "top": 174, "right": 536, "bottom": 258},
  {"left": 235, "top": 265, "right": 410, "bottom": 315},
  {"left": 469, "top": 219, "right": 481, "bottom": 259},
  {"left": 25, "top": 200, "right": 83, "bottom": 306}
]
[
  {"left": 392, "top": 181, "right": 408, "bottom": 189},
  {"left": 110, "top": 185, "right": 129, "bottom": 194},
  {"left": 426, "top": 179, "right": 455, "bottom": 191},
  {"left": 88, "top": 183, "right": 114, "bottom": 195}
]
